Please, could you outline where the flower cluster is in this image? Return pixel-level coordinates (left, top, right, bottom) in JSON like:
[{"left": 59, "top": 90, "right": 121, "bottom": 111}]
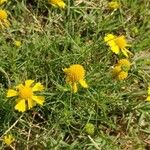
[
  {"left": 112, "top": 59, "right": 131, "bottom": 80},
  {"left": 1, "top": 0, "right": 150, "bottom": 147},
  {"left": 6, "top": 65, "right": 89, "bottom": 113}
]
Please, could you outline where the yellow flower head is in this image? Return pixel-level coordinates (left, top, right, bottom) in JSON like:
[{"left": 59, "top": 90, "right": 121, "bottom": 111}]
[
  {"left": 3, "top": 134, "right": 14, "bottom": 145},
  {"left": 118, "top": 59, "right": 131, "bottom": 72},
  {"left": 14, "top": 40, "right": 21, "bottom": 47},
  {"left": 146, "top": 87, "right": 150, "bottom": 101},
  {"left": 0, "top": 0, "right": 7, "bottom": 5},
  {"left": 118, "top": 71, "right": 128, "bottom": 80},
  {"left": 104, "top": 34, "right": 132, "bottom": 57},
  {"left": 0, "top": 9, "right": 7, "bottom": 20},
  {"left": 112, "top": 65, "right": 121, "bottom": 76},
  {"left": 48, "top": 0, "right": 66, "bottom": 8},
  {"left": 112, "top": 59, "right": 131, "bottom": 80},
  {"left": 63, "top": 64, "right": 88, "bottom": 93},
  {"left": 7, "top": 80, "right": 45, "bottom": 112},
  {"left": 108, "top": 1, "right": 120, "bottom": 10},
  {"left": 0, "top": 9, "right": 10, "bottom": 28}
]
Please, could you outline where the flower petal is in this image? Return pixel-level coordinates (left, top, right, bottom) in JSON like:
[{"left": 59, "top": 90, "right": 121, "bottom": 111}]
[
  {"left": 65, "top": 76, "right": 71, "bottom": 84},
  {"left": 15, "top": 99, "right": 26, "bottom": 112},
  {"left": 32, "top": 82, "right": 44, "bottom": 92},
  {"left": 57, "top": 1, "right": 66, "bottom": 8},
  {"left": 72, "top": 83, "right": 77, "bottom": 93},
  {"left": 3, "top": 19, "right": 10, "bottom": 27},
  {"left": 79, "top": 79, "right": 88, "bottom": 88},
  {"left": 49, "top": 0, "right": 66, "bottom": 8},
  {"left": 111, "top": 44, "right": 120, "bottom": 54},
  {"left": 104, "top": 34, "right": 115, "bottom": 42},
  {"left": 121, "top": 48, "right": 129, "bottom": 57},
  {"left": 32, "top": 96, "right": 45, "bottom": 105},
  {"left": 7, "top": 89, "right": 18, "bottom": 98},
  {"left": 63, "top": 68, "right": 68, "bottom": 73},
  {"left": 27, "top": 99, "right": 35, "bottom": 109},
  {"left": 16, "top": 84, "right": 24, "bottom": 89},
  {"left": 146, "top": 96, "right": 150, "bottom": 101},
  {"left": 25, "top": 80, "right": 34, "bottom": 87}
]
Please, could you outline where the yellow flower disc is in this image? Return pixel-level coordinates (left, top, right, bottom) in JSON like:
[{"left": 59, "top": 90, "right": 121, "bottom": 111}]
[
  {"left": 118, "top": 59, "right": 131, "bottom": 71},
  {"left": 0, "top": 9, "right": 8, "bottom": 20},
  {"left": 118, "top": 71, "right": 128, "bottom": 80}
]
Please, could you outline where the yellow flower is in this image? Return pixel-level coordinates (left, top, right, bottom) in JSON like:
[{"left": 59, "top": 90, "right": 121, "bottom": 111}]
[
  {"left": 104, "top": 34, "right": 132, "bottom": 57},
  {"left": 108, "top": 1, "right": 120, "bottom": 10},
  {"left": 48, "top": 0, "right": 66, "bottom": 8},
  {"left": 112, "top": 65, "right": 127, "bottom": 80},
  {"left": 3, "top": 134, "right": 14, "bottom": 145},
  {"left": 112, "top": 65, "right": 121, "bottom": 76},
  {"left": 0, "top": 9, "right": 7, "bottom": 20},
  {"left": 112, "top": 59, "right": 131, "bottom": 80},
  {"left": 63, "top": 64, "right": 88, "bottom": 93},
  {"left": 7, "top": 80, "right": 45, "bottom": 112},
  {"left": 118, "top": 59, "right": 131, "bottom": 72},
  {"left": 0, "top": 0, "right": 7, "bottom": 5},
  {"left": 0, "top": 9, "right": 10, "bottom": 28},
  {"left": 117, "top": 71, "right": 128, "bottom": 80},
  {"left": 146, "top": 87, "right": 150, "bottom": 101},
  {"left": 14, "top": 40, "right": 21, "bottom": 47}
]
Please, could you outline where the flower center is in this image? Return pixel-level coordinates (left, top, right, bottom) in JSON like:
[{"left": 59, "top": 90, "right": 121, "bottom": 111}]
[
  {"left": 67, "top": 65, "right": 85, "bottom": 82},
  {"left": 0, "top": 10, "right": 8, "bottom": 20},
  {"left": 69, "top": 72, "right": 82, "bottom": 82},
  {"left": 115, "top": 36, "right": 127, "bottom": 49},
  {"left": 19, "top": 86, "right": 33, "bottom": 99}
]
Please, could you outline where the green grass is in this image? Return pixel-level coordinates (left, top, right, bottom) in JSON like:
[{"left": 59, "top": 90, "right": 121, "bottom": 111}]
[{"left": 0, "top": 0, "right": 150, "bottom": 149}]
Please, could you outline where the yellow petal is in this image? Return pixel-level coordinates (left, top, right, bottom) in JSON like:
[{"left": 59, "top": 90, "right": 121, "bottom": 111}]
[
  {"left": 3, "top": 19, "right": 10, "bottom": 27},
  {"left": 79, "top": 79, "right": 88, "bottom": 88},
  {"left": 63, "top": 68, "right": 68, "bottom": 73},
  {"left": 72, "top": 83, "right": 77, "bottom": 93},
  {"left": 111, "top": 44, "right": 120, "bottom": 54},
  {"left": 15, "top": 99, "right": 26, "bottom": 112},
  {"left": 16, "top": 84, "right": 24, "bottom": 89},
  {"left": 49, "top": 0, "right": 66, "bottom": 8},
  {"left": 146, "top": 96, "right": 150, "bottom": 101},
  {"left": 32, "top": 82, "right": 44, "bottom": 92},
  {"left": 121, "top": 48, "right": 129, "bottom": 57},
  {"left": 7, "top": 89, "right": 18, "bottom": 97},
  {"left": 122, "top": 48, "right": 133, "bottom": 57},
  {"left": 104, "top": 34, "right": 115, "bottom": 42},
  {"left": 0, "top": 0, "right": 7, "bottom": 5},
  {"left": 32, "top": 96, "right": 45, "bottom": 105},
  {"left": 27, "top": 99, "right": 35, "bottom": 109},
  {"left": 58, "top": 1, "right": 66, "bottom": 8},
  {"left": 65, "top": 76, "right": 71, "bottom": 84},
  {"left": 25, "top": 80, "right": 34, "bottom": 87}
]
